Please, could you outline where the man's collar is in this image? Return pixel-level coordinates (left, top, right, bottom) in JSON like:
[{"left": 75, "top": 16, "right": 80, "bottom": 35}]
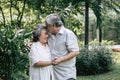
[
  {"left": 58, "top": 26, "right": 65, "bottom": 35},
  {"left": 49, "top": 26, "right": 65, "bottom": 36}
]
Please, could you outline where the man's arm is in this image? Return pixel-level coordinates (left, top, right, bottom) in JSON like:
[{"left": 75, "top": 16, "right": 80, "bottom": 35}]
[
  {"left": 53, "top": 51, "right": 79, "bottom": 65},
  {"left": 53, "top": 30, "right": 80, "bottom": 65}
]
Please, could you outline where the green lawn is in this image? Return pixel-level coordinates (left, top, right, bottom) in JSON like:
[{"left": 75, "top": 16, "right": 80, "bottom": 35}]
[{"left": 77, "top": 52, "right": 120, "bottom": 80}]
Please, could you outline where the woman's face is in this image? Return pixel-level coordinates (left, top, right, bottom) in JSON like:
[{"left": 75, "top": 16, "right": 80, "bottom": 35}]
[{"left": 39, "top": 29, "right": 49, "bottom": 44}]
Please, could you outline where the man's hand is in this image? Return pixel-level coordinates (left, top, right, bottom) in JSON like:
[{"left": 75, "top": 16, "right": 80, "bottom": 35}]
[
  {"left": 52, "top": 57, "right": 63, "bottom": 65},
  {"left": 52, "top": 51, "right": 79, "bottom": 65},
  {"left": 26, "top": 43, "right": 32, "bottom": 52}
]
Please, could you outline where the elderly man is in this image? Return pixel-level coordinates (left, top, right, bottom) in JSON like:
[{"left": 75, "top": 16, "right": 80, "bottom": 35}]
[{"left": 46, "top": 13, "right": 79, "bottom": 80}]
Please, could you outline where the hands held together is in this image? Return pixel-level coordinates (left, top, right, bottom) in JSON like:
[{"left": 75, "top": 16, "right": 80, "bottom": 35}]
[{"left": 51, "top": 57, "right": 63, "bottom": 65}]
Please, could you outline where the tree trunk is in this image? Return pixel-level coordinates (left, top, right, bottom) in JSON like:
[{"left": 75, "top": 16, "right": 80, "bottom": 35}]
[
  {"left": 18, "top": 0, "right": 27, "bottom": 28},
  {"left": 99, "top": 27, "right": 102, "bottom": 43},
  {"left": 84, "top": 2, "right": 89, "bottom": 46},
  {"left": 10, "top": 0, "right": 13, "bottom": 25}
]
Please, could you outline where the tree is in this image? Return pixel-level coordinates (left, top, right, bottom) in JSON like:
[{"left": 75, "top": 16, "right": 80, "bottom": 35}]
[
  {"left": 84, "top": 1, "right": 89, "bottom": 46},
  {"left": 91, "top": 0, "right": 102, "bottom": 43}
]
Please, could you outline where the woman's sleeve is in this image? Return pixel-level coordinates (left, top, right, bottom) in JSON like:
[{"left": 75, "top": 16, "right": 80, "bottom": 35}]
[{"left": 29, "top": 44, "right": 40, "bottom": 66}]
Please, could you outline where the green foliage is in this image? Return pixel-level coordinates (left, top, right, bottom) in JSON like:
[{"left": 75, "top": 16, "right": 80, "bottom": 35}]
[
  {"left": 0, "top": 0, "right": 120, "bottom": 79},
  {"left": 77, "top": 52, "right": 120, "bottom": 80},
  {"left": 76, "top": 45, "right": 113, "bottom": 75},
  {"left": 0, "top": 24, "right": 30, "bottom": 79},
  {"left": 101, "top": 14, "right": 120, "bottom": 44},
  {"left": 90, "top": 0, "right": 102, "bottom": 28},
  {"left": 71, "top": 14, "right": 84, "bottom": 36},
  {"left": 27, "top": 0, "right": 46, "bottom": 10},
  {"left": 89, "top": 39, "right": 115, "bottom": 45}
]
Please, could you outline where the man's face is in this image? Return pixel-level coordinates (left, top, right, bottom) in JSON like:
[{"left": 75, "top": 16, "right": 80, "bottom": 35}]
[
  {"left": 47, "top": 25, "right": 53, "bottom": 33},
  {"left": 47, "top": 25, "right": 57, "bottom": 35}
]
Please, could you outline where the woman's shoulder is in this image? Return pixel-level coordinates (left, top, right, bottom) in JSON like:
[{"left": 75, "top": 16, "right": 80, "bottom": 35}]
[{"left": 31, "top": 42, "right": 39, "bottom": 48}]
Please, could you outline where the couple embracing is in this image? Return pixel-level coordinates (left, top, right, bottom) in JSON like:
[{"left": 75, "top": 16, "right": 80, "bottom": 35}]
[{"left": 29, "top": 13, "right": 79, "bottom": 80}]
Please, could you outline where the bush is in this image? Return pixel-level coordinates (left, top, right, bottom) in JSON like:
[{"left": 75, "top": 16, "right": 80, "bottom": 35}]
[
  {"left": 0, "top": 25, "right": 31, "bottom": 80},
  {"left": 76, "top": 45, "right": 113, "bottom": 75},
  {"left": 89, "top": 39, "right": 115, "bottom": 45}
]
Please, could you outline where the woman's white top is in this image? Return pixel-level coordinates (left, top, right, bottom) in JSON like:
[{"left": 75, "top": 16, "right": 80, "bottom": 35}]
[{"left": 29, "top": 41, "right": 54, "bottom": 80}]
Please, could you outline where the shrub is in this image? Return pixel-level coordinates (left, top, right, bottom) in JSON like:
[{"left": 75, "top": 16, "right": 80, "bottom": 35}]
[
  {"left": 76, "top": 45, "right": 113, "bottom": 75},
  {"left": 0, "top": 25, "right": 31, "bottom": 80},
  {"left": 89, "top": 39, "right": 115, "bottom": 45}
]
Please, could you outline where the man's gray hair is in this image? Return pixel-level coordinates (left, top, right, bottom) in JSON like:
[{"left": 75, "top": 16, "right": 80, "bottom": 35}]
[
  {"left": 46, "top": 13, "right": 63, "bottom": 27},
  {"left": 33, "top": 24, "right": 46, "bottom": 42}
]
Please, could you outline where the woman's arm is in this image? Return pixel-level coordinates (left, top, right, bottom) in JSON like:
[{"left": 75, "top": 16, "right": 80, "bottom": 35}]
[
  {"left": 29, "top": 43, "right": 52, "bottom": 67},
  {"left": 34, "top": 61, "right": 52, "bottom": 67}
]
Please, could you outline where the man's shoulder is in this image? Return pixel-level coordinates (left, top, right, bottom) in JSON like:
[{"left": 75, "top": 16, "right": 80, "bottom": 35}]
[{"left": 64, "top": 28, "right": 74, "bottom": 35}]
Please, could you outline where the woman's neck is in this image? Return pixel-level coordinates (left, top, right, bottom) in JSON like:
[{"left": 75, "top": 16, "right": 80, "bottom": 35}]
[{"left": 41, "top": 42, "right": 46, "bottom": 47}]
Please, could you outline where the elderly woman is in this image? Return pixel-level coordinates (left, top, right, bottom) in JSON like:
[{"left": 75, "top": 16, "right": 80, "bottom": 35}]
[{"left": 29, "top": 24, "right": 54, "bottom": 80}]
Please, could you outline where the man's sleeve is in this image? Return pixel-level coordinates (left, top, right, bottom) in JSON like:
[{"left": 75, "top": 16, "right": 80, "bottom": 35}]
[{"left": 66, "top": 32, "right": 79, "bottom": 52}]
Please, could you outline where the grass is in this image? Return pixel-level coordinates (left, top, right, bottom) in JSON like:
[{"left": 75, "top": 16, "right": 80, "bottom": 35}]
[{"left": 77, "top": 52, "right": 120, "bottom": 80}]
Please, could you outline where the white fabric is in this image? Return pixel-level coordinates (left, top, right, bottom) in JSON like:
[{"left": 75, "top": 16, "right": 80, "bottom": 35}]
[
  {"left": 48, "top": 26, "right": 79, "bottom": 80},
  {"left": 29, "top": 41, "right": 54, "bottom": 80}
]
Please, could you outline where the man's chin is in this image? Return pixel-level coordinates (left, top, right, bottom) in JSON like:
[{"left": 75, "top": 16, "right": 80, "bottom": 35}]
[{"left": 52, "top": 33, "right": 56, "bottom": 35}]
